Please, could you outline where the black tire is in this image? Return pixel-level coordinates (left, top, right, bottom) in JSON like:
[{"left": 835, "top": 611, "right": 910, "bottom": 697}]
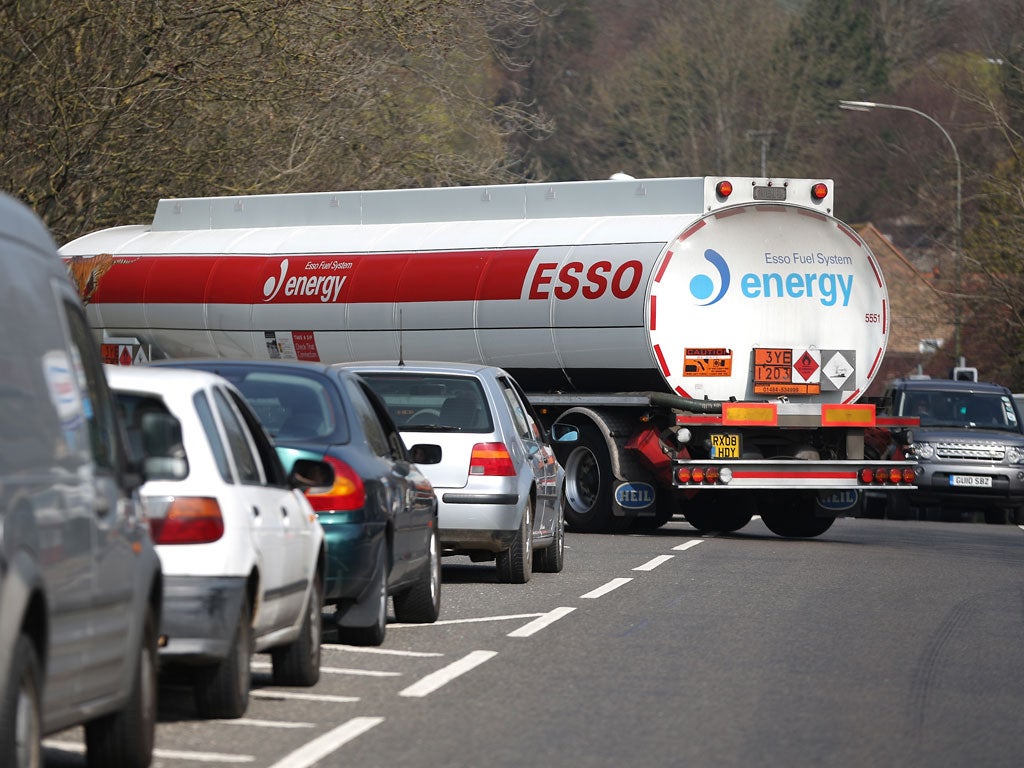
[
  {"left": 337, "top": 551, "right": 388, "bottom": 646},
  {"left": 682, "top": 492, "right": 755, "bottom": 533},
  {"left": 393, "top": 527, "right": 442, "bottom": 623},
  {"left": 533, "top": 500, "right": 565, "bottom": 573},
  {"left": 85, "top": 607, "right": 157, "bottom": 768},
  {"left": 760, "top": 492, "right": 835, "bottom": 538},
  {"left": 984, "top": 507, "right": 1007, "bottom": 525},
  {"left": 496, "top": 498, "right": 533, "bottom": 583},
  {"left": 885, "top": 492, "right": 912, "bottom": 520},
  {"left": 0, "top": 633, "right": 42, "bottom": 768},
  {"left": 632, "top": 491, "right": 681, "bottom": 531},
  {"left": 272, "top": 575, "right": 323, "bottom": 687},
  {"left": 562, "top": 423, "right": 627, "bottom": 533},
  {"left": 194, "top": 599, "right": 252, "bottom": 719}
]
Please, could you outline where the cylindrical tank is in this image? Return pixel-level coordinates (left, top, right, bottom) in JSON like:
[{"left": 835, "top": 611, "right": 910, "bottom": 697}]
[{"left": 60, "top": 178, "right": 888, "bottom": 403}]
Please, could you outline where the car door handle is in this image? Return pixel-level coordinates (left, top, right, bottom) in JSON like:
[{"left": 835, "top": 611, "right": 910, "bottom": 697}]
[
  {"left": 281, "top": 506, "right": 290, "bottom": 523},
  {"left": 252, "top": 506, "right": 260, "bottom": 518}
]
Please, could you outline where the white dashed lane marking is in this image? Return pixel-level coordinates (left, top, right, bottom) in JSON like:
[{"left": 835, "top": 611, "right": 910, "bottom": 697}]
[
  {"left": 580, "top": 577, "right": 633, "bottom": 598},
  {"left": 673, "top": 539, "right": 705, "bottom": 551},
  {"left": 399, "top": 650, "right": 498, "bottom": 698},
  {"left": 507, "top": 606, "right": 576, "bottom": 637},
  {"left": 634, "top": 554, "right": 674, "bottom": 571}
]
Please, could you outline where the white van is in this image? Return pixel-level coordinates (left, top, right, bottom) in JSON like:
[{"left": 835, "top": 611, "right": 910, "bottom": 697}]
[{"left": 0, "top": 193, "right": 162, "bottom": 768}]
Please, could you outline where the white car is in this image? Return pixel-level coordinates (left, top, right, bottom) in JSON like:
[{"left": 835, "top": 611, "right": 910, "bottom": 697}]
[{"left": 106, "top": 365, "right": 327, "bottom": 719}]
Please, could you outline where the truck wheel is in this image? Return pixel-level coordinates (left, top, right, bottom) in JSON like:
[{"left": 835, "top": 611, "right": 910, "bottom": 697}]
[
  {"left": 562, "top": 424, "right": 626, "bottom": 533},
  {"left": 194, "top": 600, "right": 252, "bottom": 719},
  {"left": 85, "top": 607, "right": 158, "bottom": 767},
  {"left": 0, "top": 633, "right": 42, "bottom": 768},
  {"left": 631, "top": 491, "right": 677, "bottom": 531},
  {"left": 885, "top": 492, "right": 912, "bottom": 520},
  {"left": 682, "top": 491, "right": 755, "bottom": 533},
  {"left": 272, "top": 574, "right": 323, "bottom": 687},
  {"left": 496, "top": 498, "right": 533, "bottom": 583},
  {"left": 983, "top": 507, "right": 1007, "bottom": 525},
  {"left": 761, "top": 492, "right": 835, "bottom": 538}
]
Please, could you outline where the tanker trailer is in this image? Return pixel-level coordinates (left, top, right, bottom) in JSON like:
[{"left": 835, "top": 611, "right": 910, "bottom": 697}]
[{"left": 59, "top": 176, "right": 917, "bottom": 537}]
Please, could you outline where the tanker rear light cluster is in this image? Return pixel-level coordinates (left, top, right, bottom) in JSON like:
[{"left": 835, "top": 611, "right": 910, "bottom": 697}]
[
  {"left": 713, "top": 179, "right": 829, "bottom": 203},
  {"left": 859, "top": 467, "right": 917, "bottom": 486},
  {"left": 675, "top": 466, "right": 733, "bottom": 485},
  {"left": 673, "top": 465, "right": 917, "bottom": 486}
]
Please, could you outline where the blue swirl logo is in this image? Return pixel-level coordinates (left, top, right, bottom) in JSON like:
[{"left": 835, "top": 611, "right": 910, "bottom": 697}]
[{"left": 689, "top": 248, "right": 731, "bottom": 306}]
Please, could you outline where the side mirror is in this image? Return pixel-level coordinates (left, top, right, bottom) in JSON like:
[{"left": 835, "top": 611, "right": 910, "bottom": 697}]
[
  {"left": 551, "top": 423, "right": 579, "bottom": 443},
  {"left": 409, "top": 443, "right": 442, "bottom": 465}
]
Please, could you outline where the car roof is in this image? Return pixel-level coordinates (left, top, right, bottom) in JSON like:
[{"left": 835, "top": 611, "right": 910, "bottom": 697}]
[
  {"left": 152, "top": 357, "right": 337, "bottom": 376},
  {"left": 888, "top": 377, "right": 1010, "bottom": 395},
  {"left": 336, "top": 360, "right": 505, "bottom": 377},
  {"left": 105, "top": 364, "right": 230, "bottom": 391}
]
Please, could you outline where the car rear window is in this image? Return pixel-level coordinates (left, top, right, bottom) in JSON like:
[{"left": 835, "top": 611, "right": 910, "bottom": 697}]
[
  {"left": 358, "top": 373, "right": 493, "bottom": 432},
  {"left": 224, "top": 370, "right": 344, "bottom": 442}
]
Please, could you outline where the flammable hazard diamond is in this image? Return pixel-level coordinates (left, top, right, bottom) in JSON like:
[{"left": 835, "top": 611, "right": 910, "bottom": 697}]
[{"left": 792, "top": 348, "right": 821, "bottom": 382}]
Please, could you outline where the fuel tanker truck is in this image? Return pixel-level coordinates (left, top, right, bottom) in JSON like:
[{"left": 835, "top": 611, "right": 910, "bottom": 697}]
[{"left": 59, "top": 176, "right": 917, "bottom": 538}]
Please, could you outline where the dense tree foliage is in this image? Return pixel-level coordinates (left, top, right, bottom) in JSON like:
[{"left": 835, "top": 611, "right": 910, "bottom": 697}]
[
  {"left": 1, "top": 0, "right": 1022, "bottom": 386},
  {"left": 0, "top": 0, "right": 546, "bottom": 240}
]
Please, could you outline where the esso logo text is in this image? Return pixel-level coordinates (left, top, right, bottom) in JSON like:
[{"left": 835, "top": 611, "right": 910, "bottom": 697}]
[{"left": 528, "top": 260, "right": 644, "bottom": 300}]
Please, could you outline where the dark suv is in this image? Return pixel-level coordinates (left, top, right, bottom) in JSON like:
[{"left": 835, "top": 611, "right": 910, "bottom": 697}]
[{"left": 880, "top": 377, "right": 1024, "bottom": 523}]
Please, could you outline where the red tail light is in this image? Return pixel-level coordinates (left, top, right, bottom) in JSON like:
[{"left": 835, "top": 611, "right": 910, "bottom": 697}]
[
  {"left": 715, "top": 180, "right": 733, "bottom": 198},
  {"left": 304, "top": 455, "right": 366, "bottom": 512},
  {"left": 858, "top": 466, "right": 917, "bottom": 486},
  {"left": 149, "top": 497, "right": 224, "bottom": 544},
  {"left": 469, "top": 443, "right": 516, "bottom": 476}
]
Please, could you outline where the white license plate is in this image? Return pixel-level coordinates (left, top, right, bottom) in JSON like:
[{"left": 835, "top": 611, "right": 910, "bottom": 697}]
[{"left": 949, "top": 475, "right": 993, "bottom": 488}]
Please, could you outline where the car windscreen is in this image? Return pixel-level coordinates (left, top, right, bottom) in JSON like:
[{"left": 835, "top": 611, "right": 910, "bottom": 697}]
[
  {"left": 358, "top": 373, "right": 493, "bottom": 433},
  {"left": 901, "top": 390, "right": 1023, "bottom": 432}
]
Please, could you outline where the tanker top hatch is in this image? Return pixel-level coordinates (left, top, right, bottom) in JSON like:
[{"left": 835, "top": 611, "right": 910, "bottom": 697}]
[{"left": 150, "top": 177, "right": 707, "bottom": 232}]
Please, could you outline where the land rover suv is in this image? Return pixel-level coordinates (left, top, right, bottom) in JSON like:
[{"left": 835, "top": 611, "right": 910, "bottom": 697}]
[{"left": 881, "top": 377, "right": 1024, "bottom": 523}]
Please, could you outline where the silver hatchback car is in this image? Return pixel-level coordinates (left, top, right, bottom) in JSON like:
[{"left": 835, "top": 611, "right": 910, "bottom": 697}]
[{"left": 343, "top": 362, "right": 567, "bottom": 583}]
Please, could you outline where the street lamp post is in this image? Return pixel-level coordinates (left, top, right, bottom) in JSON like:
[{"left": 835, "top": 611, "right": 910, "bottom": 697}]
[{"left": 838, "top": 99, "right": 963, "bottom": 360}]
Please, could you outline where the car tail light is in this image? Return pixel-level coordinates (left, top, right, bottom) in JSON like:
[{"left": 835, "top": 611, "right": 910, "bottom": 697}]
[
  {"left": 304, "top": 455, "right": 366, "bottom": 512},
  {"left": 469, "top": 443, "right": 516, "bottom": 476},
  {"left": 148, "top": 497, "right": 224, "bottom": 544},
  {"left": 810, "top": 182, "right": 829, "bottom": 201},
  {"left": 715, "top": 180, "right": 733, "bottom": 199}
]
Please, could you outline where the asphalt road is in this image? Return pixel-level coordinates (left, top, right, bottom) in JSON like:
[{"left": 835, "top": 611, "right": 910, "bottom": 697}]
[{"left": 45, "top": 516, "right": 1024, "bottom": 768}]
